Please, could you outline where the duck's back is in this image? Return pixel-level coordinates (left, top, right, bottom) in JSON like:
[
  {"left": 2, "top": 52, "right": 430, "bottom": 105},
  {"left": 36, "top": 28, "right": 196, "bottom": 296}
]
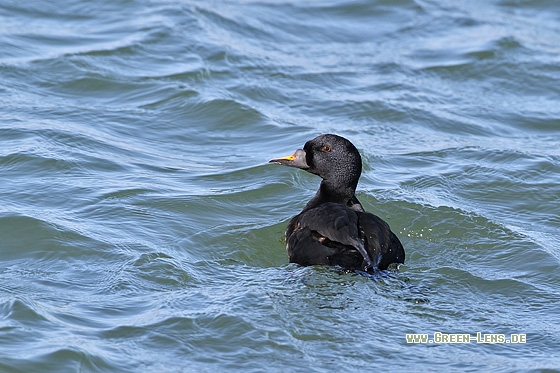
[
  {"left": 285, "top": 202, "right": 405, "bottom": 271},
  {"left": 356, "top": 210, "right": 405, "bottom": 270}
]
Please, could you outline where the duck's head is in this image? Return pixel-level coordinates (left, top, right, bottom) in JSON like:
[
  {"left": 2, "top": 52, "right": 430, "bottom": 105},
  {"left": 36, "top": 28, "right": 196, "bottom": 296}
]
[{"left": 269, "top": 134, "right": 362, "bottom": 192}]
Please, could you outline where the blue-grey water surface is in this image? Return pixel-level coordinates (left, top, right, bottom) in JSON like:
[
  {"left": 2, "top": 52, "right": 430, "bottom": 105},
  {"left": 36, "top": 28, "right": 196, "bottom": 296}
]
[{"left": 1, "top": 0, "right": 560, "bottom": 371}]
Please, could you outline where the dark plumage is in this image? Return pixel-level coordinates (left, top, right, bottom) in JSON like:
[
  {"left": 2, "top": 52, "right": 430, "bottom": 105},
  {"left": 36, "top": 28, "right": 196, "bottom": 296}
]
[{"left": 269, "top": 134, "right": 405, "bottom": 272}]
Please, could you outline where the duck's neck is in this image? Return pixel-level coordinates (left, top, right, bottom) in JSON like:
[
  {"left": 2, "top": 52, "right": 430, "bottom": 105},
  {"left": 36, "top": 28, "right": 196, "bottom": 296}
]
[{"left": 303, "top": 180, "right": 364, "bottom": 212}]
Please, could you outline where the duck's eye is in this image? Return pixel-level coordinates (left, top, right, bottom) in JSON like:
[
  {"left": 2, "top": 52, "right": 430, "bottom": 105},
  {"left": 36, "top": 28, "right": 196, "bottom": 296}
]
[{"left": 321, "top": 145, "right": 331, "bottom": 153}]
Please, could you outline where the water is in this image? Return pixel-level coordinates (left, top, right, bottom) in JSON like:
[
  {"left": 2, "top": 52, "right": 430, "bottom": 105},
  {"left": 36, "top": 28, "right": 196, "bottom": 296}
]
[{"left": 1, "top": 0, "right": 559, "bottom": 371}]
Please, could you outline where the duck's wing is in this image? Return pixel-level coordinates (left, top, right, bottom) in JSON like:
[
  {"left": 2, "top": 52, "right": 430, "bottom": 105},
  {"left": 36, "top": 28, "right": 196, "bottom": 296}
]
[
  {"left": 357, "top": 212, "right": 405, "bottom": 270},
  {"left": 286, "top": 202, "right": 374, "bottom": 270}
]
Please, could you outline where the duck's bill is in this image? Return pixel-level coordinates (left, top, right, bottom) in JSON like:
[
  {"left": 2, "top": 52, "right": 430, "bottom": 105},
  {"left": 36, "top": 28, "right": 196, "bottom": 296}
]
[{"left": 269, "top": 149, "right": 309, "bottom": 169}]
